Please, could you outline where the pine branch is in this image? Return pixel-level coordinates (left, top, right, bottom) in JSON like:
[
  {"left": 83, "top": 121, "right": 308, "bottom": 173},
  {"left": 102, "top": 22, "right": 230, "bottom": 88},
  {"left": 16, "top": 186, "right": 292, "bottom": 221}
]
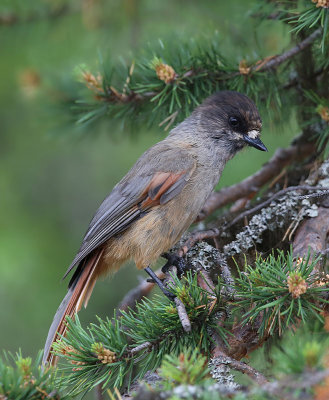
[
  {"left": 227, "top": 185, "right": 329, "bottom": 230},
  {"left": 0, "top": 351, "right": 66, "bottom": 399},
  {"left": 254, "top": 27, "right": 321, "bottom": 71},
  {"left": 53, "top": 241, "right": 329, "bottom": 395},
  {"left": 235, "top": 250, "right": 328, "bottom": 338},
  {"left": 163, "top": 265, "right": 192, "bottom": 333},
  {"left": 292, "top": 206, "right": 329, "bottom": 271},
  {"left": 132, "top": 346, "right": 329, "bottom": 399},
  {"left": 51, "top": 1, "right": 327, "bottom": 136},
  {"left": 56, "top": 30, "right": 324, "bottom": 132},
  {"left": 210, "top": 354, "right": 268, "bottom": 385},
  {"left": 53, "top": 271, "right": 226, "bottom": 395}
]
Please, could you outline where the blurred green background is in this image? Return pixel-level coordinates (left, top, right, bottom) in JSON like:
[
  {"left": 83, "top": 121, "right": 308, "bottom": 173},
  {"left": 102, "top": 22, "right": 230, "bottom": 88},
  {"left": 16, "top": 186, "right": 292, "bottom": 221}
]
[{"left": 0, "top": 0, "right": 294, "bottom": 364}]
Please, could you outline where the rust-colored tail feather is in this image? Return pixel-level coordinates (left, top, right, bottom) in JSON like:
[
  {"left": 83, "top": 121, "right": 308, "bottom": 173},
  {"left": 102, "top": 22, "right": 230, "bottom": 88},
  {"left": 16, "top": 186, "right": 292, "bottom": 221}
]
[{"left": 42, "top": 250, "right": 103, "bottom": 366}]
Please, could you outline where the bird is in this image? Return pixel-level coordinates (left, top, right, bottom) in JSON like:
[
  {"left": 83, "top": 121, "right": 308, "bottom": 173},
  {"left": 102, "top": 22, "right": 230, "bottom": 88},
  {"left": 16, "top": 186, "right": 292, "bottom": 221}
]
[{"left": 42, "top": 90, "right": 267, "bottom": 366}]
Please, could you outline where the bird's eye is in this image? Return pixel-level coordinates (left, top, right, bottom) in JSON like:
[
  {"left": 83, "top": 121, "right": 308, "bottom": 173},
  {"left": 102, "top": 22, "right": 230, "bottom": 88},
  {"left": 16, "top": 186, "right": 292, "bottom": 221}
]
[{"left": 229, "top": 116, "right": 240, "bottom": 128}]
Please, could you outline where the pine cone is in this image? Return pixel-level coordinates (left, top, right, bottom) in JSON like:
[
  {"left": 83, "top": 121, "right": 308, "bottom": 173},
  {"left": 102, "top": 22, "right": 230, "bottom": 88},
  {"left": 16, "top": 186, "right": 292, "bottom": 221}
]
[
  {"left": 59, "top": 344, "right": 77, "bottom": 356},
  {"left": 317, "top": 105, "right": 329, "bottom": 122},
  {"left": 155, "top": 63, "right": 176, "bottom": 84},
  {"left": 312, "top": 0, "right": 329, "bottom": 8},
  {"left": 82, "top": 71, "right": 104, "bottom": 93},
  {"left": 92, "top": 343, "right": 116, "bottom": 364},
  {"left": 287, "top": 272, "right": 307, "bottom": 298},
  {"left": 239, "top": 59, "right": 251, "bottom": 75}
]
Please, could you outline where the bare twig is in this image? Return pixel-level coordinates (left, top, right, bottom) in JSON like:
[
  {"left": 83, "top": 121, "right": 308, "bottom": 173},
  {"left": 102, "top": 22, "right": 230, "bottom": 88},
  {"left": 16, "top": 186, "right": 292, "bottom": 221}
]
[
  {"left": 198, "top": 140, "right": 316, "bottom": 220},
  {"left": 297, "top": 189, "right": 329, "bottom": 199},
  {"left": 159, "top": 110, "right": 179, "bottom": 131},
  {"left": 164, "top": 266, "right": 192, "bottom": 333},
  {"left": 130, "top": 341, "right": 152, "bottom": 355},
  {"left": 178, "top": 228, "right": 220, "bottom": 257},
  {"left": 254, "top": 28, "right": 321, "bottom": 72},
  {"left": 174, "top": 296, "right": 192, "bottom": 333}
]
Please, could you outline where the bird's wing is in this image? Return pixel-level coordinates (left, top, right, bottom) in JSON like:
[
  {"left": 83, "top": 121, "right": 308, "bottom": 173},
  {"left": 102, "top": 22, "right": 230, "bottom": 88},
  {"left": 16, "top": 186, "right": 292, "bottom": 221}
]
[{"left": 64, "top": 145, "right": 197, "bottom": 278}]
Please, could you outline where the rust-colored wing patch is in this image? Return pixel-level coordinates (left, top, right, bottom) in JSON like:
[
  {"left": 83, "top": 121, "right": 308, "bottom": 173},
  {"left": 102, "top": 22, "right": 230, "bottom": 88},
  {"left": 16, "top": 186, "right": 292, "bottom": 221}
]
[{"left": 140, "top": 171, "right": 186, "bottom": 209}]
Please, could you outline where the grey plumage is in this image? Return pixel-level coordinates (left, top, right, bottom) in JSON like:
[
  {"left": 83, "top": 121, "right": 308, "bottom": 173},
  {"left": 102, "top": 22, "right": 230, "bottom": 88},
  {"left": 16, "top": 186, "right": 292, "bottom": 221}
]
[{"left": 43, "top": 90, "right": 267, "bottom": 366}]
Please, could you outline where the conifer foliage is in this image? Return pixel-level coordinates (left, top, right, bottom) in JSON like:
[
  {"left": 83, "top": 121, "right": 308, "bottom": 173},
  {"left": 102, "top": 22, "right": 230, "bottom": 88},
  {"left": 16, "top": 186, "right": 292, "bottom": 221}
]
[{"left": 1, "top": 0, "right": 329, "bottom": 399}]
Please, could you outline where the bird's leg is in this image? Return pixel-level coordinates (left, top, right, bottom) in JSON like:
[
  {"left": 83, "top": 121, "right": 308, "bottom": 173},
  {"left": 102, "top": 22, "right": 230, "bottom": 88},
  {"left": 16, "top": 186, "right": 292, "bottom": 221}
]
[
  {"left": 144, "top": 266, "right": 176, "bottom": 300},
  {"left": 161, "top": 252, "right": 186, "bottom": 277}
]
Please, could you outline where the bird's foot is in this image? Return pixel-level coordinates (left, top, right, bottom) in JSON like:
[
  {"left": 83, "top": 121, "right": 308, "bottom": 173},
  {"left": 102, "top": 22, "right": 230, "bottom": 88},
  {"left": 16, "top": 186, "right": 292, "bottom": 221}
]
[
  {"left": 144, "top": 266, "right": 176, "bottom": 301},
  {"left": 161, "top": 252, "right": 186, "bottom": 277}
]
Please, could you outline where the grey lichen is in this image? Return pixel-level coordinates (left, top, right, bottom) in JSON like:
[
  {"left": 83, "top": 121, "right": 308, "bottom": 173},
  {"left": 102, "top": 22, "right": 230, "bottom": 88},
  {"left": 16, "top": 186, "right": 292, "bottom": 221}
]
[
  {"left": 223, "top": 191, "right": 318, "bottom": 257},
  {"left": 208, "top": 357, "right": 240, "bottom": 391},
  {"left": 319, "top": 159, "right": 329, "bottom": 177},
  {"left": 184, "top": 241, "right": 220, "bottom": 273}
]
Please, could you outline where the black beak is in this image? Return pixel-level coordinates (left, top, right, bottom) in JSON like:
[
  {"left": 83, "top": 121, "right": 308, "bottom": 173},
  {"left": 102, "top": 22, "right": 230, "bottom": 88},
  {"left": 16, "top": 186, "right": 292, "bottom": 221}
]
[{"left": 243, "top": 134, "right": 268, "bottom": 152}]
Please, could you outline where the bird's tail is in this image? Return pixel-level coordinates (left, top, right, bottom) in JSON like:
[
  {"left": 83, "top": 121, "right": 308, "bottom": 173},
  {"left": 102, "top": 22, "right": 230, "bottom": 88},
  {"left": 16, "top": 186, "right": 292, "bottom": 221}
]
[{"left": 42, "top": 249, "right": 104, "bottom": 366}]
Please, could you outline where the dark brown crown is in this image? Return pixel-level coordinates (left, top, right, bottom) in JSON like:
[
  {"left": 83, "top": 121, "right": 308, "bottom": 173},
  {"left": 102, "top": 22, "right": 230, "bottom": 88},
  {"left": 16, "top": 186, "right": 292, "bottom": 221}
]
[{"left": 197, "top": 91, "right": 262, "bottom": 133}]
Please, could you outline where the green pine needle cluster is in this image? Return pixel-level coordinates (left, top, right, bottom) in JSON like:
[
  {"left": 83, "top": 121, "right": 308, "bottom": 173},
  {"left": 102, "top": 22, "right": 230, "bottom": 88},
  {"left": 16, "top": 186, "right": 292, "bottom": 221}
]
[
  {"left": 49, "top": 0, "right": 329, "bottom": 137},
  {"left": 235, "top": 250, "right": 329, "bottom": 337},
  {"left": 289, "top": 2, "right": 329, "bottom": 51},
  {"left": 158, "top": 348, "right": 210, "bottom": 389},
  {"left": 69, "top": 36, "right": 282, "bottom": 132},
  {"left": 2, "top": 251, "right": 329, "bottom": 398},
  {"left": 49, "top": 250, "right": 329, "bottom": 396},
  {"left": 130, "top": 329, "right": 329, "bottom": 399},
  {"left": 0, "top": 351, "right": 66, "bottom": 400},
  {"left": 271, "top": 326, "right": 329, "bottom": 375},
  {"left": 52, "top": 271, "right": 226, "bottom": 396}
]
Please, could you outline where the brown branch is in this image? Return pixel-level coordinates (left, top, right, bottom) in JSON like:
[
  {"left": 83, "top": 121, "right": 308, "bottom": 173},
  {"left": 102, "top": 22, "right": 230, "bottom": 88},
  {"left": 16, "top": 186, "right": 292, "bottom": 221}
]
[
  {"left": 214, "top": 252, "right": 235, "bottom": 298},
  {"left": 254, "top": 28, "right": 321, "bottom": 72},
  {"left": 198, "top": 139, "right": 316, "bottom": 221},
  {"left": 178, "top": 228, "right": 220, "bottom": 257},
  {"left": 211, "top": 354, "right": 268, "bottom": 385},
  {"left": 292, "top": 206, "right": 329, "bottom": 273},
  {"left": 227, "top": 319, "right": 265, "bottom": 361}
]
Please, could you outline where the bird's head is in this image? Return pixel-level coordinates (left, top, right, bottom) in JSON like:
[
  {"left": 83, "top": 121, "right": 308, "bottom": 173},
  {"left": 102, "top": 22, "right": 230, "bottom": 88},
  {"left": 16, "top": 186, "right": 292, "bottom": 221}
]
[{"left": 197, "top": 91, "right": 267, "bottom": 156}]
